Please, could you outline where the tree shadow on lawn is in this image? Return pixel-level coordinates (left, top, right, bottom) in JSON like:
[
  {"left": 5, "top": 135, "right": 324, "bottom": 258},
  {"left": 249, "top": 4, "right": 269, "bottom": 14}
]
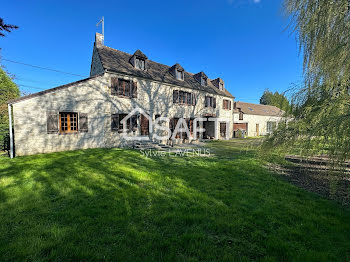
[{"left": 0, "top": 147, "right": 350, "bottom": 261}]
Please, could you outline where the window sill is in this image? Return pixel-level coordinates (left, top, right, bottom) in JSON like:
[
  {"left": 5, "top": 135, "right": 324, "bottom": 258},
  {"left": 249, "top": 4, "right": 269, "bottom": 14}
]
[
  {"left": 112, "top": 129, "right": 138, "bottom": 133},
  {"left": 111, "top": 95, "right": 132, "bottom": 99},
  {"left": 59, "top": 131, "right": 79, "bottom": 135},
  {"left": 174, "top": 103, "right": 195, "bottom": 106}
]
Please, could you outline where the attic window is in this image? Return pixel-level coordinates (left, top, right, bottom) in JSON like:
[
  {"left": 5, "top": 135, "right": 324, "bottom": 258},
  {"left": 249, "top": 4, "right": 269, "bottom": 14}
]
[
  {"left": 219, "top": 82, "right": 224, "bottom": 90},
  {"left": 176, "top": 69, "right": 184, "bottom": 81},
  {"left": 201, "top": 77, "right": 207, "bottom": 86},
  {"left": 135, "top": 58, "right": 145, "bottom": 70},
  {"left": 239, "top": 112, "right": 244, "bottom": 120}
]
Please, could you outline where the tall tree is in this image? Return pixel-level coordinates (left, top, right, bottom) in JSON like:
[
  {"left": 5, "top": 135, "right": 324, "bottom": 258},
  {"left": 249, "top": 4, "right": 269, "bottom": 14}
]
[
  {"left": 263, "top": 0, "right": 350, "bottom": 161},
  {"left": 260, "top": 89, "right": 290, "bottom": 112},
  {"left": 0, "top": 66, "right": 20, "bottom": 149},
  {"left": 0, "top": 18, "right": 18, "bottom": 37}
]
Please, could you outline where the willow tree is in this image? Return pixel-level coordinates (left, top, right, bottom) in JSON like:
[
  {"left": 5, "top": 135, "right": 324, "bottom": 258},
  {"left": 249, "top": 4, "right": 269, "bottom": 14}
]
[{"left": 263, "top": 0, "right": 350, "bottom": 161}]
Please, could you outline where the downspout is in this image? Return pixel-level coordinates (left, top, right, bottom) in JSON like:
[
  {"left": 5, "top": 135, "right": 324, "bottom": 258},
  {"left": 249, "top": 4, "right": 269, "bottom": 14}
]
[{"left": 8, "top": 103, "right": 14, "bottom": 159}]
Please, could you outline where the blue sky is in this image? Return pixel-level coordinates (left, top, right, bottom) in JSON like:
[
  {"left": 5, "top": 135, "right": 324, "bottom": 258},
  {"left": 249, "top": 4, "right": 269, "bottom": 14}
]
[{"left": 1, "top": 0, "right": 303, "bottom": 103}]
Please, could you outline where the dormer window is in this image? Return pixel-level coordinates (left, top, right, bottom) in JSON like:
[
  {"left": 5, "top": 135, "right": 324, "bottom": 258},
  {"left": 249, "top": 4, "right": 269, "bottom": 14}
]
[
  {"left": 194, "top": 72, "right": 208, "bottom": 87},
  {"left": 130, "top": 49, "right": 148, "bottom": 71},
  {"left": 211, "top": 78, "right": 224, "bottom": 90},
  {"left": 170, "top": 63, "right": 185, "bottom": 81},
  {"left": 135, "top": 58, "right": 145, "bottom": 70},
  {"left": 176, "top": 69, "right": 184, "bottom": 81}
]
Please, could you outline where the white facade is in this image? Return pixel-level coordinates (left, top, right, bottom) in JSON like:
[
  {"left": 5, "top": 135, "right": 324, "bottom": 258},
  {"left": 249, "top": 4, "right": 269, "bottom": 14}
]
[
  {"left": 233, "top": 112, "right": 283, "bottom": 137},
  {"left": 11, "top": 72, "right": 234, "bottom": 156}
]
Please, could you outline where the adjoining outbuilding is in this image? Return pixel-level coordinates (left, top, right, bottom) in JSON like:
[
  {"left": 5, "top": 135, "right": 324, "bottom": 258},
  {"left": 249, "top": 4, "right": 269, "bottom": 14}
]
[{"left": 233, "top": 101, "right": 284, "bottom": 137}]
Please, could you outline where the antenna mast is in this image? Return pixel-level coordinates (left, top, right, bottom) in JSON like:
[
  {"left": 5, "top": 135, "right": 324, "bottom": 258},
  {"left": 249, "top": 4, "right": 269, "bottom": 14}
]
[{"left": 96, "top": 16, "right": 104, "bottom": 45}]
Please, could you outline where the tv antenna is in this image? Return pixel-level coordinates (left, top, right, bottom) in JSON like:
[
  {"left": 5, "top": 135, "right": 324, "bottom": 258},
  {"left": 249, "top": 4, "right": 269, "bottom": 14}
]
[{"left": 96, "top": 16, "right": 104, "bottom": 45}]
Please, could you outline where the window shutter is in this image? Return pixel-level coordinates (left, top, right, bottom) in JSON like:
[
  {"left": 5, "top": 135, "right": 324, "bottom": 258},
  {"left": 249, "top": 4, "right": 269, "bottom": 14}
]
[
  {"left": 205, "top": 96, "right": 208, "bottom": 107},
  {"left": 111, "top": 77, "right": 118, "bottom": 96},
  {"left": 117, "top": 80, "right": 124, "bottom": 96},
  {"left": 229, "top": 101, "right": 232, "bottom": 110},
  {"left": 173, "top": 90, "right": 179, "bottom": 104},
  {"left": 132, "top": 81, "right": 138, "bottom": 98},
  {"left": 125, "top": 81, "right": 130, "bottom": 97},
  {"left": 223, "top": 100, "right": 225, "bottom": 109},
  {"left": 111, "top": 114, "right": 119, "bottom": 131},
  {"left": 79, "top": 113, "right": 88, "bottom": 133},
  {"left": 213, "top": 98, "right": 216, "bottom": 108},
  {"left": 47, "top": 111, "right": 58, "bottom": 134},
  {"left": 169, "top": 118, "right": 174, "bottom": 130}
]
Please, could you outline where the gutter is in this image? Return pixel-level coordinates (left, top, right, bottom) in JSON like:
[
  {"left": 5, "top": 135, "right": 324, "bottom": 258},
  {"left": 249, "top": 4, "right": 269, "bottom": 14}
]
[
  {"left": 7, "top": 103, "right": 14, "bottom": 158},
  {"left": 105, "top": 69, "right": 235, "bottom": 99}
]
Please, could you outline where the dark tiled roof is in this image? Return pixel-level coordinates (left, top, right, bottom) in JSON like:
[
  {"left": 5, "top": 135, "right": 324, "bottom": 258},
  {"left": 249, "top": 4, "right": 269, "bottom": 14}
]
[
  {"left": 170, "top": 63, "right": 184, "bottom": 72},
  {"left": 96, "top": 46, "right": 234, "bottom": 98},
  {"left": 133, "top": 49, "right": 148, "bottom": 59},
  {"left": 234, "top": 101, "right": 284, "bottom": 117},
  {"left": 194, "top": 71, "right": 208, "bottom": 80},
  {"left": 8, "top": 74, "right": 104, "bottom": 104}
]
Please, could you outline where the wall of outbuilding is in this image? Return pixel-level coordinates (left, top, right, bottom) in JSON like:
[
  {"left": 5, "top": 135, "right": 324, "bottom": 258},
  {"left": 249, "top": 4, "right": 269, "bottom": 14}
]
[{"left": 233, "top": 113, "right": 283, "bottom": 137}]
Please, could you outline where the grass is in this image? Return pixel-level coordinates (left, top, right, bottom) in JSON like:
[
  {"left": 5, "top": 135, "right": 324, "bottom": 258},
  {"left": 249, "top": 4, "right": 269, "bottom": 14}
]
[{"left": 0, "top": 139, "right": 349, "bottom": 261}]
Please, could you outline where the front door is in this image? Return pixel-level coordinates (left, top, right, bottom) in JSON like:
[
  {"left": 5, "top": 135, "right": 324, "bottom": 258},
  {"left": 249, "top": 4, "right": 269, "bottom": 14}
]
[
  {"left": 256, "top": 124, "right": 259, "bottom": 136},
  {"left": 140, "top": 115, "right": 149, "bottom": 136},
  {"left": 220, "top": 123, "right": 227, "bottom": 138}
]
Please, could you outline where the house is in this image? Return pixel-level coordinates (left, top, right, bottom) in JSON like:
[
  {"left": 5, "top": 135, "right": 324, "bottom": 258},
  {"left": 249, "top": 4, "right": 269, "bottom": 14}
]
[
  {"left": 7, "top": 33, "right": 235, "bottom": 156},
  {"left": 233, "top": 101, "right": 284, "bottom": 137}
]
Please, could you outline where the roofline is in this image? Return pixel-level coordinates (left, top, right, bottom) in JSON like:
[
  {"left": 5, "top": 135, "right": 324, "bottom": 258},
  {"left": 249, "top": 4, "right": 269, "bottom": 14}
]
[
  {"left": 235, "top": 101, "right": 285, "bottom": 113},
  {"left": 235, "top": 101, "right": 281, "bottom": 109},
  {"left": 8, "top": 73, "right": 105, "bottom": 105},
  {"left": 105, "top": 69, "right": 235, "bottom": 99},
  {"left": 233, "top": 111, "right": 284, "bottom": 117},
  {"left": 96, "top": 46, "right": 235, "bottom": 99}
]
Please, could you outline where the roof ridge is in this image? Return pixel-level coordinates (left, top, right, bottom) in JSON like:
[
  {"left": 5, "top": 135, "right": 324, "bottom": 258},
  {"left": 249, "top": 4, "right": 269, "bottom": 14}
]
[
  {"left": 96, "top": 46, "right": 234, "bottom": 98},
  {"left": 99, "top": 46, "right": 217, "bottom": 82}
]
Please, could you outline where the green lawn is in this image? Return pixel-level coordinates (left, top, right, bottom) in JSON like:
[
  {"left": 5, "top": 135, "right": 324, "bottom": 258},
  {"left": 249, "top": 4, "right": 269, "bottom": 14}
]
[{"left": 0, "top": 139, "right": 349, "bottom": 261}]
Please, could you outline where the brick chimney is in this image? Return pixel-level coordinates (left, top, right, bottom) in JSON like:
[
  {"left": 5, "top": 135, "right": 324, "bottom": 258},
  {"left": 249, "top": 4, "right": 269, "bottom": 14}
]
[{"left": 95, "top": 32, "right": 104, "bottom": 47}]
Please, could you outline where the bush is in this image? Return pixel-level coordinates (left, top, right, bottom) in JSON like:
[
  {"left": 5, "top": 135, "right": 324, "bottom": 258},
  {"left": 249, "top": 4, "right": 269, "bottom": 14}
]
[{"left": 0, "top": 123, "right": 9, "bottom": 151}]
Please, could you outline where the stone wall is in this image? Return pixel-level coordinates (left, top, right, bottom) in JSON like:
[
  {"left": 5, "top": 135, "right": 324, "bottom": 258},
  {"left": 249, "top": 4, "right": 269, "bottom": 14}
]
[{"left": 12, "top": 72, "right": 234, "bottom": 156}]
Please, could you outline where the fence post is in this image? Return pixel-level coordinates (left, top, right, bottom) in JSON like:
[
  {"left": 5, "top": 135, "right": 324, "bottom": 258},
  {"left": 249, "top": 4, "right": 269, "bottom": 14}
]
[{"left": 8, "top": 104, "right": 13, "bottom": 159}]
